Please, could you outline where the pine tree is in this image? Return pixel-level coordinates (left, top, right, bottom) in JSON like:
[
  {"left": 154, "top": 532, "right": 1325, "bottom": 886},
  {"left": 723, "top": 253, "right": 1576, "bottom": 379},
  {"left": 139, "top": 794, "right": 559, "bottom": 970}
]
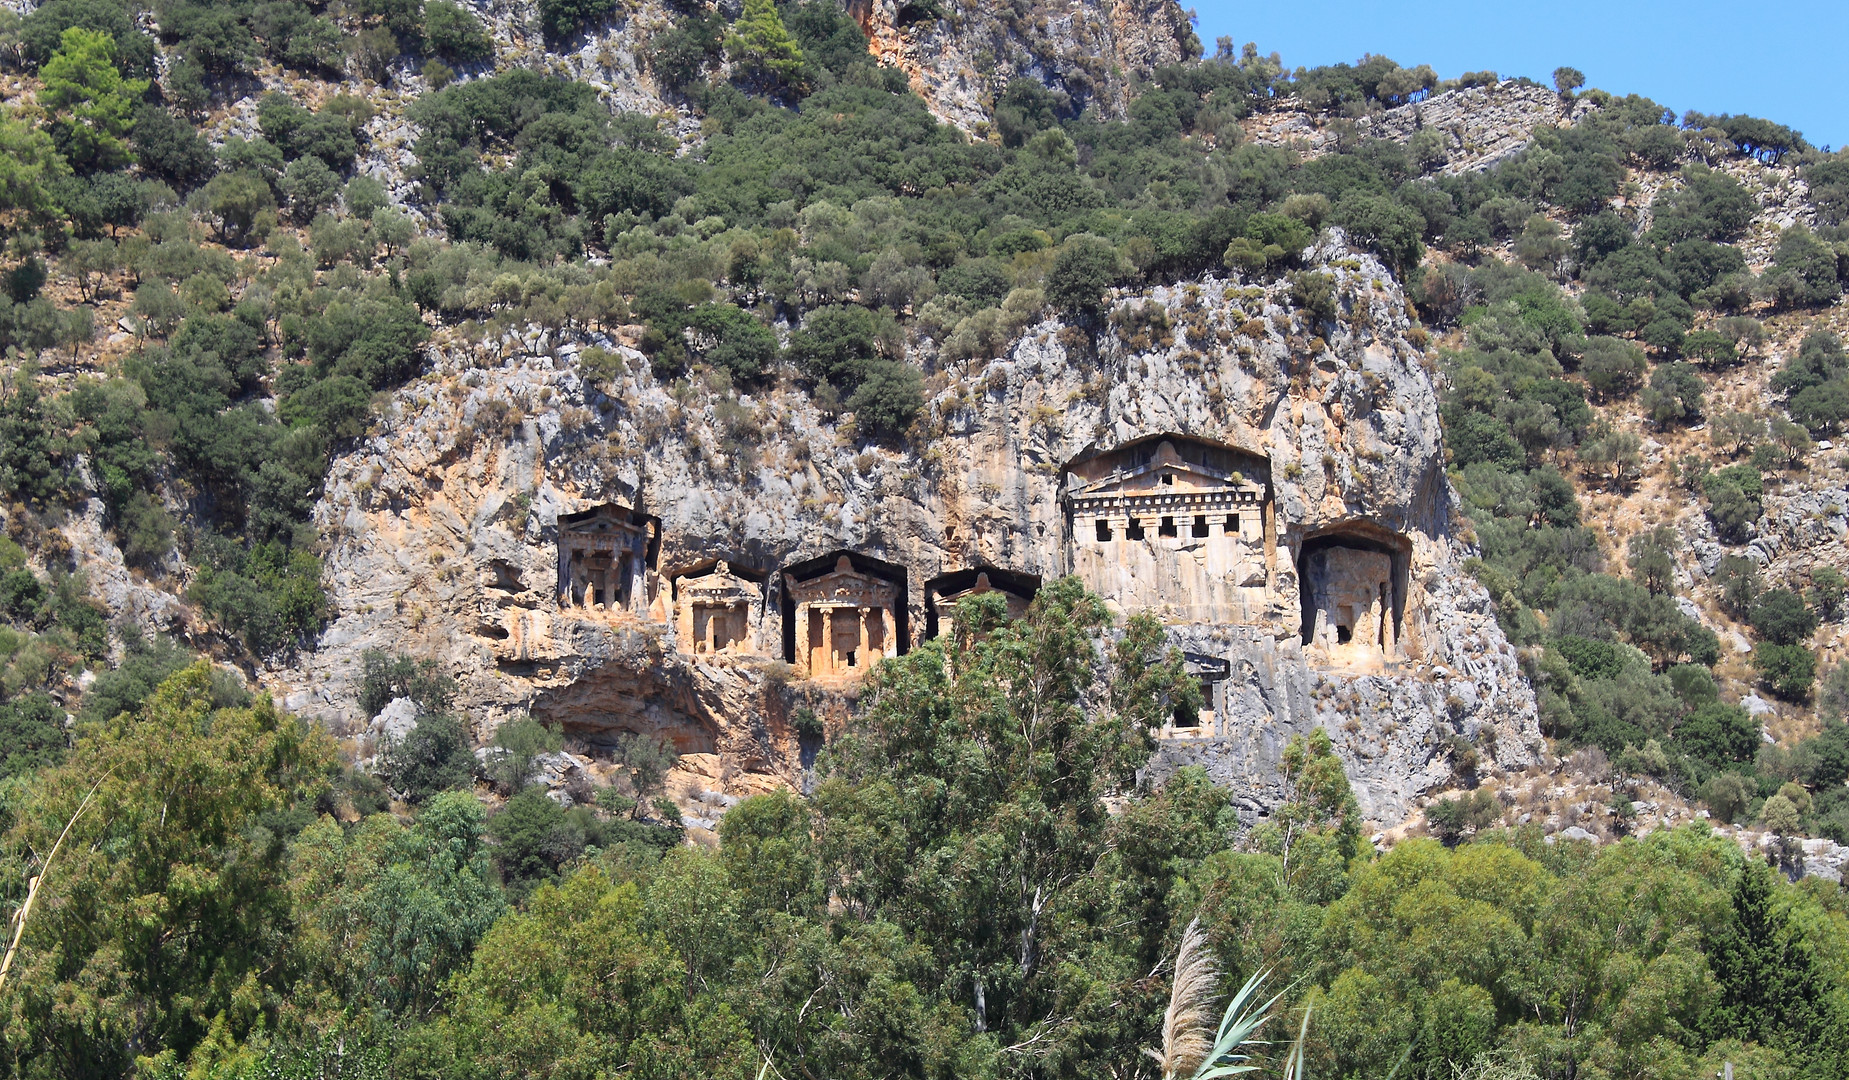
[
  {"left": 1703, "top": 860, "right": 1831, "bottom": 1056},
  {"left": 726, "top": 0, "right": 805, "bottom": 88},
  {"left": 39, "top": 27, "right": 148, "bottom": 172}
]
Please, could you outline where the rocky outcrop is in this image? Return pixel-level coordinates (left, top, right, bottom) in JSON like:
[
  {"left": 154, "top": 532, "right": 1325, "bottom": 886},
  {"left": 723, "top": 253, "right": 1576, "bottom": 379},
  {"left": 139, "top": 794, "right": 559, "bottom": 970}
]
[
  {"left": 1246, "top": 81, "right": 1595, "bottom": 175},
  {"left": 848, "top": 0, "right": 1199, "bottom": 132},
  {"left": 267, "top": 231, "right": 1540, "bottom": 821}
]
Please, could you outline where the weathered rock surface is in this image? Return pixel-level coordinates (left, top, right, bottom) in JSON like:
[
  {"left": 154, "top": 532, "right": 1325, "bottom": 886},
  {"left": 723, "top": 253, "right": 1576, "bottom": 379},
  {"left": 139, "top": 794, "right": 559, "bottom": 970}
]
[
  {"left": 1246, "top": 81, "right": 1595, "bottom": 175},
  {"left": 848, "top": 0, "right": 1199, "bottom": 132},
  {"left": 267, "top": 231, "right": 1540, "bottom": 821}
]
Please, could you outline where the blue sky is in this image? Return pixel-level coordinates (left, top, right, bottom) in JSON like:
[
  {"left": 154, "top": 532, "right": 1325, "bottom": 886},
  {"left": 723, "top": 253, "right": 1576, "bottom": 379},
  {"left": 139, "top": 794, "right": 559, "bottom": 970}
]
[{"left": 1191, "top": 0, "right": 1848, "bottom": 151}]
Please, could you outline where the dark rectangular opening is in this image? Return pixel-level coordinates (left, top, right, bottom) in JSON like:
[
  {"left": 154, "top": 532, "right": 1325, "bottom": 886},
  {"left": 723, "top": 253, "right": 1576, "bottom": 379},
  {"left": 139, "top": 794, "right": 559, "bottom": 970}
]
[
  {"left": 1095, "top": 519, "right": 1112, "bottom": 541},
  {"left": 1172, "top": 702, "right": 1199, "bottom": 727},
  {"left": 1125, "top": 518, "right": 1145, "bottom": 540},
  {"left": 846, "top": 650, "right": 858, "bottom": 667},
  {"left": 1161, "top": 472, "right": 1175, "bottom": 485},
  {"left": 1224, "top": 514, "right": 1239, "bottom": 535},
  {"left": 1191, "top": 517, "right": 1210, "bottom": 538},
  {"left": 1336, "top": 625, "right": 1353, "bottom": 644},
  {"left": 1159, "top": 516, "right": 1177, "bottom": 537},
  {"left": 591, "top": 588, "right": 603, "bottom": 607}
]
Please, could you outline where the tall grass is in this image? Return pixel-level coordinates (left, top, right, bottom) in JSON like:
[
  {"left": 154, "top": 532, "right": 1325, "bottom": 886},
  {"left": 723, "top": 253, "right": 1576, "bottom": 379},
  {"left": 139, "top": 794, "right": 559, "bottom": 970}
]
[{"left": 1148, "top": 917, "right": 1311, "bottom": 1080}]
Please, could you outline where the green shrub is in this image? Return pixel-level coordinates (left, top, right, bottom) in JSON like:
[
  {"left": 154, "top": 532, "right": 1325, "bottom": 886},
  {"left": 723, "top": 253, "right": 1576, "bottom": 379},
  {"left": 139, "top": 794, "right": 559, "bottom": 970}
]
[
  {"left": 423, "top": 0, "right": 494, "bottom": 62},
  {"left": 1753, "top": 642, "right": 1816, "bottom": 701},
  {"left": 342, "top": 174, "right": 388, "bottom": 219},
  {"left": 1640, "top": 361, "right": 1704, "bottom": 426},
  {"left": 1425, "top": 789, "right": 1499, "bottom": 846},
  {"left": 280, "top": 374, "right": 374, "bottom": 440},
  {"left": 1683, "top": 329, "right": 1737, "bottom": 367},
  {"left": 1701, "top": 466, "right": 1763, "bottom": 543},
  {"left": 1580, "top": 336, "right": 1647, "bottom": 400},
  {"left": 1714, "top": 556, "right": 1763, "bottom": 618},
  {"left": 1750, "top": 589, "right": 1817, "bottom": 647},
  {"left": 384, "top": 709, "right": 478, "bottom": 804},
  {"left": 535, "top": 0, "right": 619, "bottom": 41},
  {"left": 486, "top": 716, "right": 564, "bottom": 793},
  {"left": 358, "top": 649, "right": 457, "bottom": 718},
  {"left": 786, "top": 304, "right": 893, "bottom": 392},
  {"left": 1047, "top": 235, "right": 1121, "bottom": 319},
  {"left": 1677, "top": 701, "right": 1758, "bottom": 768},
  {"left": 1287, "top": 269, "right": 1337, "bottom": 323},
  {"left": 186, "top": 538, "right": 327, "bottom": 656},
  {"left": 0, "top": 692, "right": 65, "bottom": 778},
  {"left": 685, "top": 303, "right": 776, "bottom": 382},
  {"left": 1701, "top": 771, "right": 1754, "bottom": 823},
  {"left": 847, "top": 359, "right": 923, "bottom": 438},
  {"left": 1763, "top": 226, "right": 1844, "bottom": 309},
  {"left": 282, "top": 157, "right": 341, "bottom": 223}
]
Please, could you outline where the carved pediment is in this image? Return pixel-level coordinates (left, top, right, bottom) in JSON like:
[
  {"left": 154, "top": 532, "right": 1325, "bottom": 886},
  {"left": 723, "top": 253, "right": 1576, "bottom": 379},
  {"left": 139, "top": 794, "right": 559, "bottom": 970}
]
[
  {"left": 1065, "top": 438, "right": 1267, "bottom": 509},
  {"left": 788, "top": 555, "right": 898, "bottom": 609},
  {"left": 677, "top": 561, "right": 762, "bottom": 606},
  {"left": 562, "top": 505, "right": 651, "bottom": 543}
]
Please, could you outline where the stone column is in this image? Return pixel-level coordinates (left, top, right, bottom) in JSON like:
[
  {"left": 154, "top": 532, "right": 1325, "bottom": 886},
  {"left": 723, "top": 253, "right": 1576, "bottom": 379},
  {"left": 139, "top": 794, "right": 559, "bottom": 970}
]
[
  {"left": 858, "top": 607, "right": 871, "bottom": 663},
  {"left": 1262, "top": 498, "right": 1276, "bottom": 588}
]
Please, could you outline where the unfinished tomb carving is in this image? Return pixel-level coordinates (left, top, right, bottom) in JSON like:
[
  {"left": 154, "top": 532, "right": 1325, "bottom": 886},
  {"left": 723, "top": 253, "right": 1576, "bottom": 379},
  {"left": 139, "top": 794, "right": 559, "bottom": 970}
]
[
  {"left": 557, "top": 504, "right": 659, "bottom": 616},
  {"left": 1062, "top": 436, "right": 1273, "bottom": 623},
  {"left": 1298, "top": 530, "right": 1410, "bottom": 672},
  {"left": 1165, "top": 652, "right": 1232, "bottom": 740},
  {"left": 781, "top": 553, "right": 908, "bottom": 680},
  {"left": 673, "top": 561, "right": 765, "bottom": 657}
]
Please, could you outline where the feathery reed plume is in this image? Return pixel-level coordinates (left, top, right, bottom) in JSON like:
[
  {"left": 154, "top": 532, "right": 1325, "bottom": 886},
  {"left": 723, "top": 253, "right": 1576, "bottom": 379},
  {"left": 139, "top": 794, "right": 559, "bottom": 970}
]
[{"left": 1146, "top": 918, "right": 1219, "bottom": 1079}]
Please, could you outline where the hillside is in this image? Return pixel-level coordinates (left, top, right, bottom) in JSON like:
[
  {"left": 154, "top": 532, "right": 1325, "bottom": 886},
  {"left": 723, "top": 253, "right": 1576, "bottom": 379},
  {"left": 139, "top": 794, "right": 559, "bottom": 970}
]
[{"left": 1, "top": 1, "right": 1848, "bottom": 1076}]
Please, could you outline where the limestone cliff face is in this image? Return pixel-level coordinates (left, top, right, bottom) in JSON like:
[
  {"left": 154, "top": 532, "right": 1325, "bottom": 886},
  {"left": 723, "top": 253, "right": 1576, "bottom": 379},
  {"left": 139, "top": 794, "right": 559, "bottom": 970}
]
[
  {"left": 846, "top": 0, "right": 1200, "bottom": 132},
  {"left": 1245, "top": 82, "right": 1594, "bottom": 175},
  {"left": 269, "top": 232, "right": 1540, "bottom": 823}
]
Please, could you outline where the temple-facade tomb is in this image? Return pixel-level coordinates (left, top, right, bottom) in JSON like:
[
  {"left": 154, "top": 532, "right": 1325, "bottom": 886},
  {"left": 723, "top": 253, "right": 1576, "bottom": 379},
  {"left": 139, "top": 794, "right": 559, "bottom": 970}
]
[
  {"left": 673, "top": 561, "right": 765, "bottom": 657},
  {"left": 557, "top": 504, "right": 659, "bottom": 617},
  {"left": 780, "top": 553, "right": 908, "bottom": 680},
  {"left": 923, "top": 567, "right": 1040, "bottom": 640},
  {"left": 1061, "top": 435, "right": 1274, "bottom": 624}
]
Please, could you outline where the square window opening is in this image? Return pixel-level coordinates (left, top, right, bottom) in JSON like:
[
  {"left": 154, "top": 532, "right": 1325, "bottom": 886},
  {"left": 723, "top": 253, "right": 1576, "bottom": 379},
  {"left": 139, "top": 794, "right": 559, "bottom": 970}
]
[
  {"left": 1336, "top": 625, "right": 1353, "bottom": 644},
  {"left": 1095, "top": 519, "right": 1113, "bottom": 542},
  {"left": 1224, "top": 513, "right": 1239, "bottom": 535},
  {"left": 1161, "top": 472, "right": 1175, "bottom": 485},
  {"left": 1159, "top": 516, "right": 1177, "bottom": 537},
  {"left": 1191, "top": 518, "right": 1209, "bottom": 538},
  {"left": 1126, "top": 519, "right": 1146, "bottom": 540}
]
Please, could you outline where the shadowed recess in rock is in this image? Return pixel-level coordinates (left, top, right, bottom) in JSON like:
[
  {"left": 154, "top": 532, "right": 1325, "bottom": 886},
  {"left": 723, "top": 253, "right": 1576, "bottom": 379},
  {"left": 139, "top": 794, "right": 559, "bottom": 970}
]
[{"left": 1296, "top": 523, "right": 1413, "bottom": 669}]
